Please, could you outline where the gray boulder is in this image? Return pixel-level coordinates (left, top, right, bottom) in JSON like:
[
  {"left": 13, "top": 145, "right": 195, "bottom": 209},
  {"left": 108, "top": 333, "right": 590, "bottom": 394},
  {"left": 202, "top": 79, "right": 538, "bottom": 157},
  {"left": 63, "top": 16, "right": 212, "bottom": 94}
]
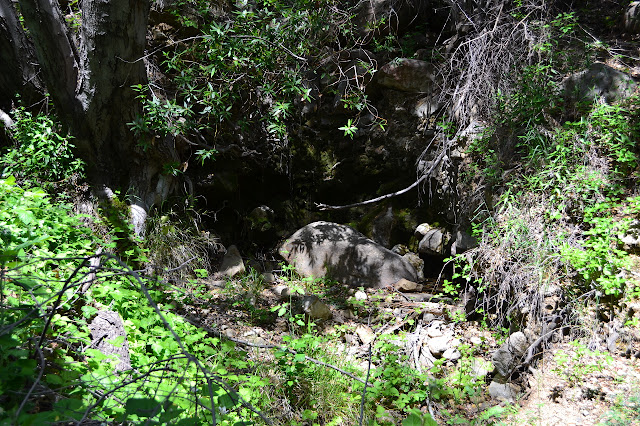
[
  {"left": 563, "top": 63, "right": 637, "bottom": 106},
  {"left": 451, "top": 230, "right": 478, "bottom": 255},
  {"left": 279, "top": 221, "right": 417, "bottom": 288},
  {"left": 488, "top": 381, "right": 520, "bottom": 402},
  {"left": 219, "top": 245, "right": 245, "bottom": 278},
  {"left": 301, "top": 295, "right": 332, "bottom": 321},
  {"left": 625, "top": 2, "right": 640, "bottom": 33},
  {"left": 88, "top": 310, "right": 131, "bottom": 372},
  {"left": 417, "top": 225, "right": 451, "bottom": 255}
]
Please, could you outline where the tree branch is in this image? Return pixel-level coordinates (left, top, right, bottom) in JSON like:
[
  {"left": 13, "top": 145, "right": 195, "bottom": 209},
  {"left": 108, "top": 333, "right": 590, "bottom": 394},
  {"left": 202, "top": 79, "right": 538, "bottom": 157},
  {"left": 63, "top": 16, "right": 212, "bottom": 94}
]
[
  {"left": 181, "top": 315, "right": 368, "bottom": 385},
  {"left": 315, "top": 147, "right": 447, "bottom": 211}
]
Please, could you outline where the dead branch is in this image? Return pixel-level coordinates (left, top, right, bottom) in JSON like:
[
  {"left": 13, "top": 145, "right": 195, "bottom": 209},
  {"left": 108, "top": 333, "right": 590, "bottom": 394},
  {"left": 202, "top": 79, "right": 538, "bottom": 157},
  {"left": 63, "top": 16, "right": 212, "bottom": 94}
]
[
  {"left": 315, "top": 145, "right": 447, "bottom": 211},
  {"left": 180, "top": 315, "right": 368, "bottom": 385}
]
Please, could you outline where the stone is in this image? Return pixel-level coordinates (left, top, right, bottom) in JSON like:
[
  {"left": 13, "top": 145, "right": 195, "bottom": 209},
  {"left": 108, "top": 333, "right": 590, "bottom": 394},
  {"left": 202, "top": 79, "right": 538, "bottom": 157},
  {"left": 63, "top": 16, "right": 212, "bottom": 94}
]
[
  {"left": 88, "top": 310, "right": 131, "bottom": 371},
  {"left": 428, "top": 335, "right": 450, "bottom": 357},
  {"left": 402, "top": 252, "right": 425, "bottom": 282},
  {"left": 470, "top": 357, "right": 494, "bottom": 378},
  {"left": 394, "top": 278, "right": 418, "bottom": 292},
  {"left": 427, "top": 325, "right": 443, "bottom": 338},
  {"left": 356, "top": 324, "right": 376, "bottom": 345},
  {"left": 219, "top": 245, "right": 245, "bottom": 278},
  {"left": 415, "top": 223, "right": 431, "bottom": 238},
  {"left": 488, "top": 381, "right": 520, "bottom": 402},
  {"left": 375, "top": 59, "right": 436, "bottom": 93},
  {"left": 625, "top": 2, "right": 640, "bottom": 33},
  {"left": 620, "top": 219, "right": 640, "bottom": 248},
  {"left": 563, "top": 63, "right": 637, "bottom": 106},
  {"left": 491, "top": 331, "right": 529, "bottom": 378},
  {"left": 261, "top": 272, "right": 276, "bottom": 283},
  {"left": 442, "top": 347, "right": 461, "bottom": 361},
  {"left": 469, "top": 336, "right": 483, "bottom": 346},
  {"left": 450, "top": 231, "right": 478, "bottom": 255},
  {"left": 279, "top": 221, "right": 417, "bottom": 288},
  {"left": 354, "top": 290, "right": 368, "bottom": 301},
  {"left": 301, "top": 295, "right": 332, "bottom": 320},
  {"left": 418, "top": 227, "right": 451, "bottom": 255},
  {"left": 273, "top": 285, "right": 291, "bottom": 300}
]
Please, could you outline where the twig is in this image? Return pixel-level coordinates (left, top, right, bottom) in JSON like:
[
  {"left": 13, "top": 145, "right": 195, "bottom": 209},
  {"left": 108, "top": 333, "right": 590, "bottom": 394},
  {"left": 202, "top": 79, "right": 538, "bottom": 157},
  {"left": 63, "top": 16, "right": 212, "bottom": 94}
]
[
  {"left": 15, "top": 344, "right": 45, "bottom": 421},
  {"left": 102, "top": 255, "right": 273, "bottom": 425},
  {"left": 315, "top": 148, "right": 447, "bottom": 211},
  {"left": 181, "top": 315, "right": 368, "bottom": 385}
]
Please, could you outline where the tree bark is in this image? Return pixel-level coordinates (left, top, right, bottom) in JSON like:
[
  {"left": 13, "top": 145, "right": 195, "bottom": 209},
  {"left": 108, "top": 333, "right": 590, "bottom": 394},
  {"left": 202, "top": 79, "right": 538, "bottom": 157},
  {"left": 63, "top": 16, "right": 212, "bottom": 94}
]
[
  {"left": 0, "top": 0, "right": 45, "bottom": 109},
  {"left": 9, "top": 0, "right": 179, "bottom": 234}
]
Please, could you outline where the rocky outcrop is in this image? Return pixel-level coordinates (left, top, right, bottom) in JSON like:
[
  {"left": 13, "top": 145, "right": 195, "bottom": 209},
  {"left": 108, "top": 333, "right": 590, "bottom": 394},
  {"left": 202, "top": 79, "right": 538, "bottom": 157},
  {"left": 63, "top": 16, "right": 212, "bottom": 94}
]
[
  {"left": 374, "top": 58, "right": 436, "bottom": 93},
  {"left": 563, "top": 63, "right": 637, "bottom": 106},
  {"left": 624, "top": 2, "right": 640, "bottom": 33},
  {"left": 279, "top": 221, "right": 418, "bottom": 288}
]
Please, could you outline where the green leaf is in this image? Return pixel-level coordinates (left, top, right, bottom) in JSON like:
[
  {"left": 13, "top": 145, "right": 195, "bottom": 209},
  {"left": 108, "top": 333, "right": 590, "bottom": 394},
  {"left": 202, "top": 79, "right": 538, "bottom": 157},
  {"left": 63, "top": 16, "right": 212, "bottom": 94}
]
[
  {"left": 402, "top": 412, "right": 423, "bottom": 426},
  {"left": 125, "top": 397, "right": 162, "bottom": 418}
]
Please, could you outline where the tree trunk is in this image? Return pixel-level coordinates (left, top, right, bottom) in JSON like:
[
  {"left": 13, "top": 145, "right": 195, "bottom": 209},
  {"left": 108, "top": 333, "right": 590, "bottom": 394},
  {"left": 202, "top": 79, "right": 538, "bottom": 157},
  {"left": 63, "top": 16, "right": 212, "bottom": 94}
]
[
  {"left": 0, "top": 1, "right": 44, "bottom": 110},
  {"left": 4, "top": 0, "right": 178, "bottom": 234}
]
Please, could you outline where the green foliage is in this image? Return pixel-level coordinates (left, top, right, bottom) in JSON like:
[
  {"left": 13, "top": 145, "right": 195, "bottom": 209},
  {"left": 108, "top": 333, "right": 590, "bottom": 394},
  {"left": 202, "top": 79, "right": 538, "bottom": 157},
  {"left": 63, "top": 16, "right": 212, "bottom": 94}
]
[
  {"left": 0, "top": 108, "right": 85, "bottom": 189},
  {"left": 368, "top": 337, "right": 429, "bottom": 412},
  {"left": 561, "top": 198, "right": 640, "bottom": 297},
  {"left": 157, "top": 0, "right": 335, "bottom": 147},
  {"left": 128, "top": 84, "right": 194, "bottom": 141},
  {"left": 553, "top": 341, "right": 612, "bottom": 387},
  {"left": 599, "top": 389, "right": 640, "bottom": 426},
  {"left": 338, "top": 118, "right": 358, "bottom": 139},
  {"left": 0, "top": 178, "right": 260, "bottom": 424}
]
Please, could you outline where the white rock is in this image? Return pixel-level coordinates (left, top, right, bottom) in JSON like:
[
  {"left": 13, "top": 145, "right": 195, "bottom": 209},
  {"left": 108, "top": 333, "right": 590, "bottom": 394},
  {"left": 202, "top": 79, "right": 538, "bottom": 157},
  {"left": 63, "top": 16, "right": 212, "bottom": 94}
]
[
  {"left": 354, "top": 290, "right": 367, "bottom": 301},
  {"left": 219, "top": 245, "right": 245, "bottom": 278},
  {"left": 442, "top": 347, "right": 461, "bottom": 360},
  {"left": 469, "top": 336, "right": 483, "bottom": 346},
  {"left": 394, "top": 278, "right": 418, "bottom": 292},
  {"left": 428, "top": 336, "right": 450, "bottom": 356},
  {"left": 427, "top": 326, "right": 443, "bottom": 338},
  {"left": 356, "top": 324, "right": 375, "bottom": 345}
]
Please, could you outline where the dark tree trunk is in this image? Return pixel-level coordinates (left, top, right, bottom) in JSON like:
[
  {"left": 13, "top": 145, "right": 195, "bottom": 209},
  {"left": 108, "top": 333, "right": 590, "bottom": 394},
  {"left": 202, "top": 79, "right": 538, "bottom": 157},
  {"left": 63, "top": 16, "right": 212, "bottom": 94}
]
[
  {"left": 1, "top": 0, "right": 178, "bottom": 233},
  {"left": 0, "top": 1, "right": 44, "bottom": 110}
]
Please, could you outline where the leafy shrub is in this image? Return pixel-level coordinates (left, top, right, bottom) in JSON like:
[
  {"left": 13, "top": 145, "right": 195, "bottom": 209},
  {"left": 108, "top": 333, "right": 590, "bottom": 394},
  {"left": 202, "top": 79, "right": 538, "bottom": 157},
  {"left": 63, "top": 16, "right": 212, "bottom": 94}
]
[{"left": 0, "top": 108, "right": 85, "bottom": 189}]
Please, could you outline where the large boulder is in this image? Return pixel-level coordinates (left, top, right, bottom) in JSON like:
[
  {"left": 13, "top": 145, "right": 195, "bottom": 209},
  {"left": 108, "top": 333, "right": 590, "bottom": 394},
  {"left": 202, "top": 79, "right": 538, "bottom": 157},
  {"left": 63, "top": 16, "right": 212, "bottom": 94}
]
[
  {"left": 416, "top": 223, "right": 452, "bottom": 255},
  {"left": 625, "top": 2, "right": 640, "bottom": 33},
  {"left": 279, "top": 221, "right": 417, "bottom": 288},
  {"left": 563, "top": 63, "right": 637, "bottom": 106}
]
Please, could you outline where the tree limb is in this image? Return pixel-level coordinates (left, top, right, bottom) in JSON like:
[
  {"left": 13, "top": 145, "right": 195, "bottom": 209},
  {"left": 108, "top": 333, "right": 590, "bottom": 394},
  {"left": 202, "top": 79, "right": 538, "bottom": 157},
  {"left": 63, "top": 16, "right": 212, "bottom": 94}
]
[
  {"left": 181, "top": 315, "right": 368, "bottom": 385},
  {"left": 315, "top": 147, "right": 447, "bottom": 211}
]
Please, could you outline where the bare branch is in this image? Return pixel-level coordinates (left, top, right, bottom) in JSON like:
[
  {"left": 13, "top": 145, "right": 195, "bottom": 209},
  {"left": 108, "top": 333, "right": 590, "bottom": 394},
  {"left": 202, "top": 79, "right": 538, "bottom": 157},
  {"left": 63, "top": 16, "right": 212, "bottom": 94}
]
[{"left": 315, "top": 146, "right": 447, "bottom": 211}]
